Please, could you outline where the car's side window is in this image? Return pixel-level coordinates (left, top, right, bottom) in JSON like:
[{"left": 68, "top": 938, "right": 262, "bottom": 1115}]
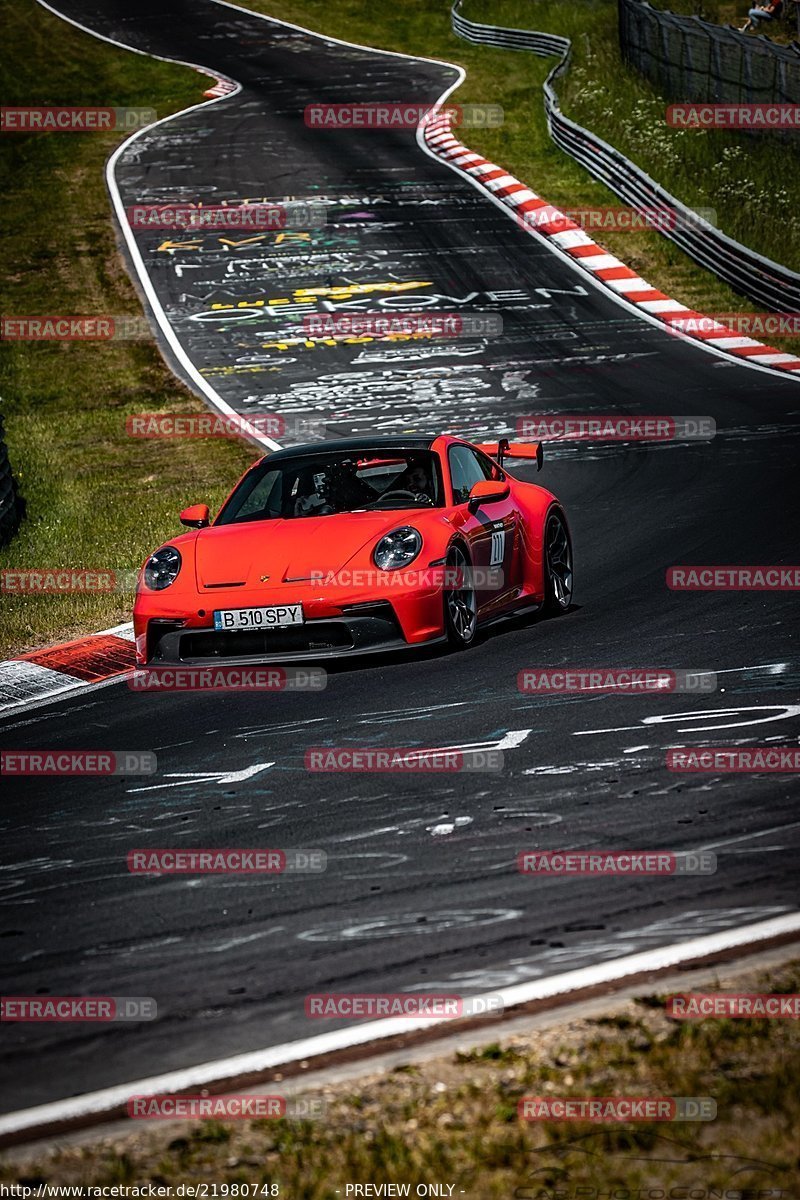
[
  {"left": 448, "top": 445, "right": 493, "bottom": 504},
  {"left": 476, "top": 452, "right": 505, "bottom": 483}
]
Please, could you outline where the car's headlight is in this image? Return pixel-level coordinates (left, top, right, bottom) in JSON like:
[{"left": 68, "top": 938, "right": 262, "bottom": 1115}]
[
  {"left": 373, "top": 527, "right": 422, "bottom": 571},
  {"left": 143, "top": 546, "right": 182, "bottom": 590}
]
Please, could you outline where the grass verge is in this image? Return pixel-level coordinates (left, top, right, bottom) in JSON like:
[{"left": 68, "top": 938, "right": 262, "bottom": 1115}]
[
  {"left": 3, "top": 956, "right": 798, "bottom": 1193},
  {"left": 0, "top": 0, "right": 256, "bottom": 660}
]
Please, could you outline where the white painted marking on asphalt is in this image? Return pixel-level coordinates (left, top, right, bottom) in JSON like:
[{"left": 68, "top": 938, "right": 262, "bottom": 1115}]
[
  {"left": 523, "top": 764, "right": 577, "bottom": 775},
  {"left": 713, "top": 662, "right": 790, "bottom": 675},
  {"left": 209, "top": 928, "right": 284, "bottom": 953},
  {"left": 495, "top": 729, "right": 532, "bottom": 749},
  {"left": 2, "top": 911, "right": 798, "bottom": 1141},
  {"left": 693, "top": 820, "right": 800, "bottom": 853},
  {"left": 299, "top": 908, "right": 523, "bottom": 943},
  {"left": 362, "top": 730, "right": 531, "bottom": 762},
  {"left": 575, "top": 704, "right": 800, "bottom": 735},
  {"left": 428, "top": 816, "right": 473, "bottom": 837},
  {"left": 127, "top": 763, "right": 274, "bottom": 792}
]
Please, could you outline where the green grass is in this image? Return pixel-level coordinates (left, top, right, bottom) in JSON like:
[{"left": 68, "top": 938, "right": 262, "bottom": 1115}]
[
  {"left": 4, "top": 959, "right": 799, "bottom": 1194},
  {"left": 0, "top": 0, "right": 256, "bottom": 658}
]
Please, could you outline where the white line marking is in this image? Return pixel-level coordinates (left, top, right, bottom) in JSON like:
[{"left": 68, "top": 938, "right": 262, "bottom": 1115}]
[
  {"left": 575, "top": 704, "right": 800, "bottom": 736},
  {"left": 694, "top": 820, "right": 800, "bottom": 853},
  {"left": 1, "top": 911, "right": 798, "bottom": 1140},
  {"left": 127, "top": 763, "right": 274, "bottom": 792}
]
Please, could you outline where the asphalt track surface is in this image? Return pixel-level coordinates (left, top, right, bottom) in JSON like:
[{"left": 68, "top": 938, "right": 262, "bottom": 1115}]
[{"left": 1, "top": 0, "right": 799, "bottom": 1115}]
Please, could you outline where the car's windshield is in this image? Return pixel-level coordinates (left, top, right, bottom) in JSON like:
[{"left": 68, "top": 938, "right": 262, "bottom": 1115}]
[{"left": 216, "top": 449, "right": 443, "bottom": 524}]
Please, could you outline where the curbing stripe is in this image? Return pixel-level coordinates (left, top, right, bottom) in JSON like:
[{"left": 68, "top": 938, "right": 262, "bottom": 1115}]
[
  {"left": 420, "top": 112, "right": 800, "bottom": 376},
  {"left": 0, "top": 624, "right": 134, "bottom": 716},
  {"left": 20, "top": 632, "right": 136, "bottom": 680}
]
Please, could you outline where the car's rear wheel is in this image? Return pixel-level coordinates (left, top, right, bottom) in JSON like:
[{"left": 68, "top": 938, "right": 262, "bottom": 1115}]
[
  {"left": 541, "top": 509, "right": 573, "bottom": 616},
  {"left": 444, "top": 543, "right": 477, "bottom": 649}
]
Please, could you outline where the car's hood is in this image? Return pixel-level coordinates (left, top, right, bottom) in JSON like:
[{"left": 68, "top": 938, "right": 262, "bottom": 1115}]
[{"left": 194, "top": 512, "right": 427, "bottom": 588}]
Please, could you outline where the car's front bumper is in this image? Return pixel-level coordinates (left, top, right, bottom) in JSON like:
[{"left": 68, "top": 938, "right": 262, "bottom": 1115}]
[
  {"left": 134, "top": 574, "right": 447, "bottom": 665},
  {"left": 147, "top": 602, "right": 442, "bottom": 665}
]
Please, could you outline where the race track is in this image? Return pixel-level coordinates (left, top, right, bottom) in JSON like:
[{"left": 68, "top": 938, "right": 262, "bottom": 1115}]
[{"left": 1, "top": 0, "right": 799, "bottom": 1117}]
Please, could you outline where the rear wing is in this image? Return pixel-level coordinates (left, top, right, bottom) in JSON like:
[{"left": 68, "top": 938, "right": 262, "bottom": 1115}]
[{"left": 475, "top": 439, "right": 543, "bottom": 470}]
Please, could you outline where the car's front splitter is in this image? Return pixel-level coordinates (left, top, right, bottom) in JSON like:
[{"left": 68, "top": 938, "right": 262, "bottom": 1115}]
[{"left": 144, "top": 604, "right": 444, "bottom": 667}]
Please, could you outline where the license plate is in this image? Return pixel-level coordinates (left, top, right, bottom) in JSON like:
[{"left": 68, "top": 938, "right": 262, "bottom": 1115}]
[{"left": 213, "top": 604, "right": 304, "bottom": 631}]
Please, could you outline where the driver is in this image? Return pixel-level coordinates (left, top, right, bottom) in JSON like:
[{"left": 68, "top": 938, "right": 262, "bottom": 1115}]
[
  {"left": 395, "top": 458, "right": 434, "bottom": 505},
  {"left": 292, "top": 468, "right": 334, "bottom": 517}
]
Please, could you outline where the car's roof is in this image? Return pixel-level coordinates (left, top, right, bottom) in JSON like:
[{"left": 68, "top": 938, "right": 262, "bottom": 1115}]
[{"left": 262, "top": 434, "right": 439, "bottom": 463}]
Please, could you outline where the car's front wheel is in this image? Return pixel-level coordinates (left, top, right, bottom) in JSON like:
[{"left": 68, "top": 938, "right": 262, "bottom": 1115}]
[
  {"left": 541, "top": 509, "right": 573, "bottom": 616},
  {"left": 444, "top": 542, "right": 477, "bottom": 649}
]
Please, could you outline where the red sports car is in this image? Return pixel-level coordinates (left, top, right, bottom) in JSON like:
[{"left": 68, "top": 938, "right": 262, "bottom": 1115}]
[{"left": 133, "top": 434, "right": 573, "bottom": 666}]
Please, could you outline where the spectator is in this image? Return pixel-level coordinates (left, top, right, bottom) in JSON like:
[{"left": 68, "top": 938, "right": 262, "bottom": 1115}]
[{"left": 739, "top": 0, "right": 783, "bottom": 32}]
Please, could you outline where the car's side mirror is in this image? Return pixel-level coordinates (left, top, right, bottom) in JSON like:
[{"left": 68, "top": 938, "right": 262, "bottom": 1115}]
[
  {"left": 467, "top": 480, "right": 511, "bottom": 510},
  {"left": 180, "top": 503, "right": 210, "bottom": 529}
]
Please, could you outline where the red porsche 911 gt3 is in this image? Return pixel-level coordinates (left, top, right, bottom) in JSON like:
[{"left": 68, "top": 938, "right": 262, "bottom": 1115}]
[{"left": 133, "top": 434, "right": 573, "bottom": 666}]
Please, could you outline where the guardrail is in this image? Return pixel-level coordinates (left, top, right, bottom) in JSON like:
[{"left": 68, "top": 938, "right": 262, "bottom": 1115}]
[
  {"left": 0, "top": 415, "right": 24, "bottom": 547},
  {"left": 451, "top": 0, "right": 800, "bottom": 311}
]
